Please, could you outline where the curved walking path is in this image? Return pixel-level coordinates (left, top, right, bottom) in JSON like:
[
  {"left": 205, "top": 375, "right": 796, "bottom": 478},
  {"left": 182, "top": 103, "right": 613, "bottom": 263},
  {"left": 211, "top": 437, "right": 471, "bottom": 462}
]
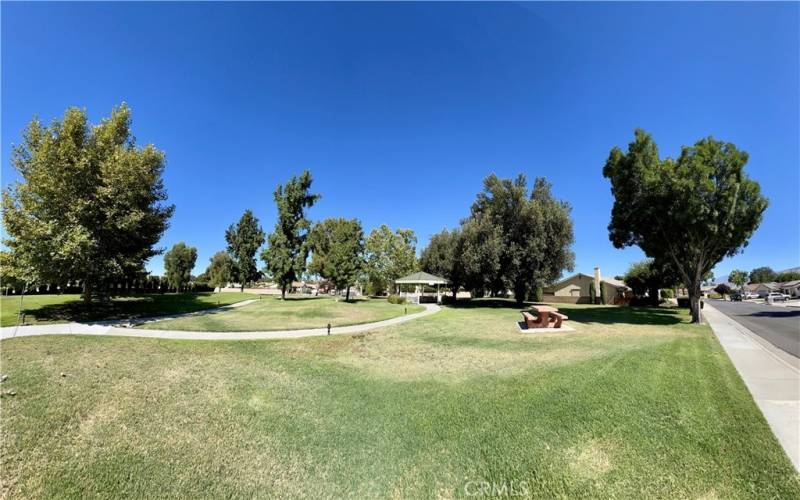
[{"left": 0, "top": 303, "right": 441, "bottom": 341}]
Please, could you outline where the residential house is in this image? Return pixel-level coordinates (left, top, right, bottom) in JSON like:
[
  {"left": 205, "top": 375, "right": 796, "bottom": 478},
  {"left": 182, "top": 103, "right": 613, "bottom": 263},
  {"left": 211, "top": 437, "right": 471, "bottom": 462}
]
[
  {"left": 779, "top": 280, "right": 800, "bottom": 298},
  {"left": 543, "top": 267, "right": 630, "bottom": 304},
  {"left": 745, "top": 282, "right": 781, "bottom": 298}
]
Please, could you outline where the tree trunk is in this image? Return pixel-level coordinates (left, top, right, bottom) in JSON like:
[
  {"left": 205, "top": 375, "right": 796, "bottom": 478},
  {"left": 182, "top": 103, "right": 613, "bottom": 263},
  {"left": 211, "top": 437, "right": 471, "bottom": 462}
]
[
  {"left": 281, "top": 285, "right": 286, "bottom": 300},
  {"left": 514, "top": 281, "right": 526, "bottom": 306},
  {"left": 240, "top": 281, "right": 245, "bottom": 292},
  {"left": 452, "top": 287, "right": 458, "bottom": 301},
  {"left": 82, "top": 281, "right": 93, "bottom": 305},
  {"left": 688, "top": 281, "right": 702, "bottom": 324},
  {"left": 346, "top": 286, "right": 351, "bottom": 301}
]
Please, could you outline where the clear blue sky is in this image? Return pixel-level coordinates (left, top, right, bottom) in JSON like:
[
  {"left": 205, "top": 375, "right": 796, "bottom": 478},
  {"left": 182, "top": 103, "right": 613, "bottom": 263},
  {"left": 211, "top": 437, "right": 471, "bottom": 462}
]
[{"left": 3, "top": 2, "right": 798, "bottom": 280}]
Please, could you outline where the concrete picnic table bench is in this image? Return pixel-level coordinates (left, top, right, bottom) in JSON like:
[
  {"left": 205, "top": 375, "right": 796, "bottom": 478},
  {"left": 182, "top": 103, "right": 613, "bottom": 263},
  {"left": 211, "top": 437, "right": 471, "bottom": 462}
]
[{"left": 521, "top": 305, "right": 568, "bottom": 329}]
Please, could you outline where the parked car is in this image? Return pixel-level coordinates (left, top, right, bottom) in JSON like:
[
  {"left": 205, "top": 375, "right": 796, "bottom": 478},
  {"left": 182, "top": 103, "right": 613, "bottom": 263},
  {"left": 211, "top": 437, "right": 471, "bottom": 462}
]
[
  {"left": 730, "top": 292, "right": 742, "bottom": 301},
  {"left": 742, "top": 292, "right": 759, "bottom": 300},
  {"left": 767, "top": 292, "right": 790, "bottom": 302}
]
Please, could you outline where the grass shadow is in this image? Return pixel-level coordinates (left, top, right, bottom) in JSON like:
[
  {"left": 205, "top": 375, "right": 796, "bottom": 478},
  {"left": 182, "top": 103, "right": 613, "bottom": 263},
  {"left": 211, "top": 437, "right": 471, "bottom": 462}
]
[
  {"left": 556, "top": 305, "right": 685, "bottom": 325},
  {"left": 19, "top": 293, "right": 226, "bottom": 324}
]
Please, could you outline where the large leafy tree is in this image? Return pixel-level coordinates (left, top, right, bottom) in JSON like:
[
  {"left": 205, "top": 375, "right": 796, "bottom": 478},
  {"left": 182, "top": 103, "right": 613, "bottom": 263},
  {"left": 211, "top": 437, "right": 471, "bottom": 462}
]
[
  {"left": 420, "top": 228, "right": 467, "bottom": 301},
  {"left": 163, "top": 242, "right": 198, "bottom": 292},
  {"left": 465, "top": 174, "right": 574, "bottom": 304},
  {"left": 364, "top": 224, "right": 417, "bottom": 295},
  {"left": 205, "top": 251, "right": 234, "bottom": 292},
  {"left": 309, "top": 218, "right": 365, "bottom": 300},
  {"left": 2, "top": 104, "right": 174, "bottom": 303},
  {"left": 749, "top": 266, "right": 776, "bottom": 284},
  {"left": 460, "top": 214, "right": 502, "bottom": 297},
  {"left": 225, "top": 210, "right": 265, "bottom": 292},
  {"left": 261, "top": 171, "right": 319, "bottom": 299},
  {"left": 603, "top": 129, "right": 768, "bottom": 323}
]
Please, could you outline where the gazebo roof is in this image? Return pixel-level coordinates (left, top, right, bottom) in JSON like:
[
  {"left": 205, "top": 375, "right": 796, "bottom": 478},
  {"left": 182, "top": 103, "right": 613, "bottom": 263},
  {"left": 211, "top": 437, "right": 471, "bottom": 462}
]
[{"left": 395, "top": 271, "right": 450, "bottom": 285}]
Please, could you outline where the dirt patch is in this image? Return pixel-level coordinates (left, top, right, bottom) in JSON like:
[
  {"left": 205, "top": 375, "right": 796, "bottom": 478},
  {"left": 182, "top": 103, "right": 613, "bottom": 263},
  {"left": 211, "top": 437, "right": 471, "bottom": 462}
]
[{"left": 567, "top": 439, "right": 614, "bottom": 479}]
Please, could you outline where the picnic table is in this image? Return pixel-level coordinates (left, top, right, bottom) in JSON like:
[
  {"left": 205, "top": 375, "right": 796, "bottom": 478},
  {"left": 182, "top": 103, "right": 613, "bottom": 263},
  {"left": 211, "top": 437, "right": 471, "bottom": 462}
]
[{"left": 521, "top": 305, "right": 569, "bottom": 329}]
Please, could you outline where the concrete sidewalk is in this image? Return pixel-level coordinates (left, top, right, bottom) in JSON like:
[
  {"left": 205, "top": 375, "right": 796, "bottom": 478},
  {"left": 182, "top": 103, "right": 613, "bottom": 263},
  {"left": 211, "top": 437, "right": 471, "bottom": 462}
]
[
  {"left": 0, "top": 303, "right": 441, "bottom": 341},
  {"left": 703, "top": 302, "right": 800, "bottom": 472}
]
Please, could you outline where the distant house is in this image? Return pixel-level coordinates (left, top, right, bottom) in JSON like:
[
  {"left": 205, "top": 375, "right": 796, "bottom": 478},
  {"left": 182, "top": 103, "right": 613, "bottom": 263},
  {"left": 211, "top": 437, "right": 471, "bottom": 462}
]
[
  {"left": 543, "top": 267, "right": 630, "bottom": 304},
  {"left": 746, "top": 282, "right": 781, "bottom": 298},
  {"left": 779, "top": 280, "right": 800, "bottom": 298}
]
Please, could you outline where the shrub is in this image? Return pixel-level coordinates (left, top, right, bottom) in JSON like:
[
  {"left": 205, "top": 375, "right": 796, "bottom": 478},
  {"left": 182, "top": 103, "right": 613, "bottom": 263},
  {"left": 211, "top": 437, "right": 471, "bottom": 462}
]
[
  {"left": 660, "top": 289, "right": 674, "bottom": 299},
  {"left": 387, "top": 294, "right": 406, "bottom": 304}
]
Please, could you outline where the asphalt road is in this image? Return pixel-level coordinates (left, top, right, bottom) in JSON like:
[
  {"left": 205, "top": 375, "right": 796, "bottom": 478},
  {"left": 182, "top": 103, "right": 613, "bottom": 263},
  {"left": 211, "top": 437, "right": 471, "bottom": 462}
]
[{"left": 707, "top": 299, "right": 800, "bottom": 358}]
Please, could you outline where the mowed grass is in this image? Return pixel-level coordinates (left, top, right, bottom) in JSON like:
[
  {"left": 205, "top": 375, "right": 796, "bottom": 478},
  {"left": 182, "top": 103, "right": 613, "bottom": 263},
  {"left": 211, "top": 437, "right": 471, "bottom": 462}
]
[
  {"left": 0, "top": 292, "right": 256, "bottom": 327},
  {"left": 140, "top": 296, "right": 424, "bottom": 331},
  {"left": 2, "top": 302, "right": 798, "bottom": 498}
]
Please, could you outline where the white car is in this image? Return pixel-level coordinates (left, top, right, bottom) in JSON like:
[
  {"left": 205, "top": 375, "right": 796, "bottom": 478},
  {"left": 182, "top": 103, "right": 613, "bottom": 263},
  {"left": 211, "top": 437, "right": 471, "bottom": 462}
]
[
  {"left": 767, "top": 292, "right": 790, "bottom": 302},
  {"left": 742, "top": 292, "right": 759, "bottom": 300}
]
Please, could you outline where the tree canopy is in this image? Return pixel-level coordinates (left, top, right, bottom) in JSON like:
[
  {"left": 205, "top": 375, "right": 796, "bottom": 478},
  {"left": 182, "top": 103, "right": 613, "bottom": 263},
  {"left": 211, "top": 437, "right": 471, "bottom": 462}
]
[
  {"left": 749, "top": 266, "right": 776, "bottom": 284},
  {"left": 225, "top": 210, "right": 265, "bottom": 292},
  {"left": 364, "top": 225, "right": 417, "bottom": 295},
  {"left": 776, "top": 271, "right": 800, "bottom": 282},
  {"left": 309, "top": 218, "right": 365, "bottom": 300},
  {"left": 2, "top": 104, "right": 174, "bottom": 303},
  {"left": 261, "top": 171, "right": 319, "bottom": 299},
  {"left": 164, "top": 242, "right": 198, "bottom": 292},
  {"left": 463, "top": 174, "right": 574, "bottom": 304},
  {"left": 603, "top": 129, "right": 767, "bottom": 322},
  {"left": 205, "top": 251, "right": 234, "bottom": 292},
  {"left": 419, "top": 228, "right": 467, "bottom": 300}
]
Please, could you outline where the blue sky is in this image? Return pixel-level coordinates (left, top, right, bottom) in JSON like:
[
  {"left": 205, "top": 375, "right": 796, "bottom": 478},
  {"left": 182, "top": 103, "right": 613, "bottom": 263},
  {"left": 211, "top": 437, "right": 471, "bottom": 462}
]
[{"left": 2, "top": 2, "right": 798, "bottom": 280}]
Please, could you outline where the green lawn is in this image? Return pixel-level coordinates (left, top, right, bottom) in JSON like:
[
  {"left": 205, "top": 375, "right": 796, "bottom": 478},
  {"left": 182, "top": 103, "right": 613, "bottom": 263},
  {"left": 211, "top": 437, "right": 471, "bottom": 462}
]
[
  {"left": 139, "top": 296, "right": 425, "bottom": 331},
  {"left": 2, "top": 302, "right": 798, "bottom": 498},
  {"left": 0, "top": 292, "right": 256, "bottom": 327}
]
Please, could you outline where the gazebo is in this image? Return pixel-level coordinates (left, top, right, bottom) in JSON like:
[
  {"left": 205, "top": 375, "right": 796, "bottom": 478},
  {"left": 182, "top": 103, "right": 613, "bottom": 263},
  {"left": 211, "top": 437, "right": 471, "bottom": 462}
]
[{"left": 394, "top": 271, "right": 450, "bottom": 304}]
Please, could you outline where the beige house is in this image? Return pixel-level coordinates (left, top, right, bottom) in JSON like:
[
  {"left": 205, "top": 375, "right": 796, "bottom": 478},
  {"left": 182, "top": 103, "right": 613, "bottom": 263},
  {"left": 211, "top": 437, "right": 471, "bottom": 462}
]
[
  {"left": 779, "top": 280, "right": 800, "bottom": 298},
  {"left": 543, "top": 267, "right": 630, "bottom": 304},
  {"left": 744, "top": 282, "right": 780, "bottom": 298}
]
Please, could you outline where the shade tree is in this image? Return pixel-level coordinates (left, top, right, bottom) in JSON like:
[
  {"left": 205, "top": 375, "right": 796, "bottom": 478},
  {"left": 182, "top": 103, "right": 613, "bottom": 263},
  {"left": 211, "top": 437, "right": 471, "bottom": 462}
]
[
  {"left": 419, "top": 228, "right": 467, "bottom": 301},
  {"left": 364, "top": 225, "right": 417, "bottom": 295},
  {"left": 164, "top": 242, "right": 198, "bottom": 292},
  {"left": 749, "top": 266, "right": 776, "bottom": 284},
  {"left": 603, "top": 129, "right": 767, "bottom": 323},
  {"left": 2, "top": 104, "right": 174, "bottom": 303},
  {"left": 261, "top": 170, "right": 320, "bottom": 299},
  {"left": 226, "top": 210, "right": 265, "bottom": 292},
  {"left": 309, "top": 218, "right": 365, "bottom": 300},
  {"left": 205, "top": 251, "right": 235, "bottom": 292}
]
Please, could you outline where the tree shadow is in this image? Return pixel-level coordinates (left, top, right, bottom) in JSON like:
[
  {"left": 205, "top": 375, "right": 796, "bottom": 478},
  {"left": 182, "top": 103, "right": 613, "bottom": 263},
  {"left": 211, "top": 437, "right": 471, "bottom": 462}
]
[
  {"left": 747, "top": 310, "right": 800, "bottom": 319},
  {"left": 446, "top": 298, "right": 685, "bottom": 326},
  {"left": 19, "top": 293, "right": 220, "bottom": 324},
  {"left": 448, "top": 298, "right": 527, "bottom": 309},
  {"left": 555, "top": 305, "right": 685, "bottom": 325}
]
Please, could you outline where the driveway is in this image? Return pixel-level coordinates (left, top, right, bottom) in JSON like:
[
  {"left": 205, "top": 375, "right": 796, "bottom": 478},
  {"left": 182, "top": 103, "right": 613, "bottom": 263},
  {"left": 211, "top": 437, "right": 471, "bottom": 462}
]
[{"left": 707, "top": 299, "right": 800, "bottom": 358}]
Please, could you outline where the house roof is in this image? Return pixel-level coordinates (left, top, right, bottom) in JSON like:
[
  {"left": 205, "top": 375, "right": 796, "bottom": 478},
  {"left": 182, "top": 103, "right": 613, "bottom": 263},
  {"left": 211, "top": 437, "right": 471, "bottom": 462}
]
[
  {"left": 779, "top": 280, "right": 800, "bottom": 288},
  {"left": 746, "top": 282, "right": 780, "bottom": 291},
  {"left": 544, "top": 273, "right": 629, "bottom": 291},
  {"left": 395, "top": 271, "right": 450, "bottom": 285}
]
